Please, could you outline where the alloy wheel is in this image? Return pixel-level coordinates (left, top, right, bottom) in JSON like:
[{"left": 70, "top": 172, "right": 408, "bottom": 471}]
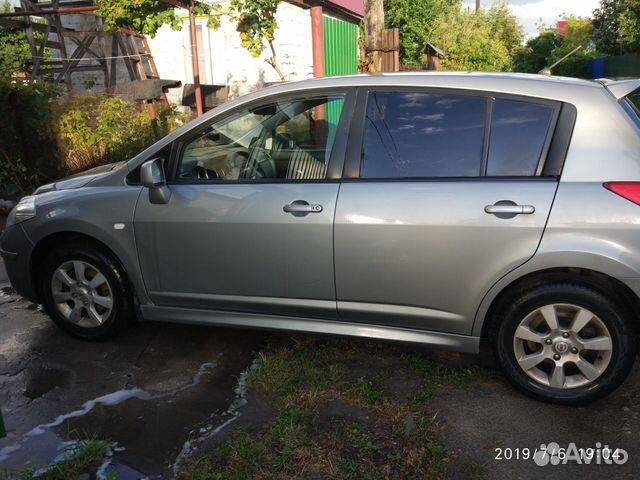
[
  {"left": 50, "top": 260, "right": 114, "bottom": 328},
  {"left": 513, "top": 303, "right": 613, "bottom": 389}
]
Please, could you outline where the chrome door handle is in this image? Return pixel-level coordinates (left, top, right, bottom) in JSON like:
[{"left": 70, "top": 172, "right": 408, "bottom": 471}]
[
  {"left": 283, "top": 202, "right": 323, "bottom": 214},
  {"left": 485, "top": 204, "right": 535, "bottom": 215}
]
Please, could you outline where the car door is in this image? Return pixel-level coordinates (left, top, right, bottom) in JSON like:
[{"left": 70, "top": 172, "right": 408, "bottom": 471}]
[
  {"left": 134, "top": 89, "right": 354, "bottom": 318},
  {"left": 334, "top": 87, "right": 571, "bottom": 335}
]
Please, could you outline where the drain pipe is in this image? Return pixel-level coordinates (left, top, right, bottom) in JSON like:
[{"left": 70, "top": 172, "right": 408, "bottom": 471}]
[
  {"left": 311, "top": 6, "right": 325, "bottom": 78},
  {"left": 188, "top": 1, "right": 204, "bottom": 116}
]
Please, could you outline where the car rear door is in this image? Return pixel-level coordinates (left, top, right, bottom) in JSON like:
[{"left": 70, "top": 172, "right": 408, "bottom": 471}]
[
  {"left": 134, "top": 89, "right": 355, "bottom": 318},
  {"left": 334, "top": 87, "right": 573, "bottom": 335}
]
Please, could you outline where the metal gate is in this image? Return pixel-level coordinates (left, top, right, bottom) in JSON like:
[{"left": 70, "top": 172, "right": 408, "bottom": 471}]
[
  {"left": 323, "top": 17, "right": 357, "bottom": 128},
  {"left": 323, "top": 17, "right": 358, "bottom": 77}
]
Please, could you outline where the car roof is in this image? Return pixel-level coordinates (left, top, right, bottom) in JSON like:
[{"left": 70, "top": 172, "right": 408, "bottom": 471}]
[{"left": 249, "top": 72, "right": 624, "bottom": 106}]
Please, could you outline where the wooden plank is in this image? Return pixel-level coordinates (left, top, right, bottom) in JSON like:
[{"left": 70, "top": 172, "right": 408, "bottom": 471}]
[
  {"left": 127, "top": 33, "right": 147, "bottom": 80},
  {"left": 59, "top": 30, "right": 112, "bottom": 38},
  {"left": 116, "top": 32, "right": 137, "bottom": 80},
  {"left": 54, "top": 34, "right": 95, "bottom": 83}
]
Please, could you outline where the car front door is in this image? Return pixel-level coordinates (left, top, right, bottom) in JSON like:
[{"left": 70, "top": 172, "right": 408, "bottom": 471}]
[
  {"left": 334, "top": 88, "right": 571, "bottom": 334},
  {"left": 134, "top": 90, "right": 354, "bottom": 318}
]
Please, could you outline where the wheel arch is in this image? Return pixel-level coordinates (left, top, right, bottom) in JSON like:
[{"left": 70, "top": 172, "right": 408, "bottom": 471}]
[
  {"left": 475, "top": 267, "right": 640, "bottom": 341},
  {"left": 30, "top": 230, "right": 141, "bottom": 306}
]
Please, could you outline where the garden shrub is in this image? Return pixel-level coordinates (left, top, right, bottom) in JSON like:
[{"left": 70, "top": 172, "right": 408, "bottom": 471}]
[
  {"left": 56, "top": 96, "right": 187, "bottom": 174},
  {"left": 0, "top": 79, "right": 61, "bottom": 196}
]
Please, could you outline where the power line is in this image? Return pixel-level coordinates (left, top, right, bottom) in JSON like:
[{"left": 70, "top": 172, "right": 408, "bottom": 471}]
[{"left": 0, "top": 51, "right": 151, "bottom": 61}]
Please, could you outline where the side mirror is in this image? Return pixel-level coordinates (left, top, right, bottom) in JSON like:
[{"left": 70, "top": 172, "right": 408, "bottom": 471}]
[{"left": 141, "top": 158, "right": 171, "bottom": 204}]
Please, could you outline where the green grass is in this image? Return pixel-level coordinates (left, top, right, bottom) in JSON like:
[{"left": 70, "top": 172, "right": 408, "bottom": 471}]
[
  {"left": 0, "top": 438, "right": 116, "bottom": 480},
  {"left": 462, "top": 462, "right": 488, "bottom": 479},
  {"left": 179, "top": 337, "right": 490, "bottom": 479},
  {"left": 39, "top": 439, "right": 114, "bottom": 480},
  {"left": 350, "top": 377, "right": 385, "bottom": 404}
]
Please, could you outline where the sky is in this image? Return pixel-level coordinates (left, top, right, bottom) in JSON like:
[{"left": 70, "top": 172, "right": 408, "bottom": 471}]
[{"left": 463, "top": 0, "right": 601, "bottom": 38}]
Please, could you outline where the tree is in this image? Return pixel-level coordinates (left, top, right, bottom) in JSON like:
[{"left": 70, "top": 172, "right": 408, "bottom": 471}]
[
  {"left": 96, "top": 0, "right": 285, "bottom": 80},
  {"left": 231, "top": 0, "right": 284, "bottom": 80},
  {"left": 593, "top": 0, "right": 640, "bottom": 55},
  {"left": 430, "top": 2, "right": 524, "bottom": 72},
  {"left": 514, "top": 16, "right": 601, "bottom": 78},
  {"left": 364, "top": 0, "right": 385, "bottom": 71},
  {"left": 513, "top": 30, "right": 562, "bottom": 74},
  {"left": 0, "top": 1, "right": 38, "bottom": 77},
  {"left": 384, "top": 0, "right": 460, "bottom": 66},
  {"left": 620, "top": 0, "right": 640, "bottom": 50}
]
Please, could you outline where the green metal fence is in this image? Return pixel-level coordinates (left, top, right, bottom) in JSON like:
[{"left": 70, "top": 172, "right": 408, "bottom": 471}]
[
  {"left": 323, "top": 16, "right": 358, "bottom": 77},
  {"left": 603, "top": 53, "right": 640, "bottom": 77},
  {"left": 591, "top": 52, "right": 640, "bottom": 78},
  {"left": 323, "top": 17, "right": 358, "bottom": 128}
]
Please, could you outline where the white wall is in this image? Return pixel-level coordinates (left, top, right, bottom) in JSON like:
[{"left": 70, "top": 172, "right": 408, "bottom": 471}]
[{"left": 147, "top": 1, "right": 314, "bottom": 103}]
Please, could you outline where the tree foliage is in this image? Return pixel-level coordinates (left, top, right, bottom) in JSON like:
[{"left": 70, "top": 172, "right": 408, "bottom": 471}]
[
  {"left": 231, "top": 0, "right": 284, "bottom": 79},
  {"left": 514, "top": 16, "right": 600, "bottom": 78},
  {"left": 96, "top": 0, "right": 223, "bottom": 36},
  {"left": 0, "top": 1, "right": 46, "bottom": 77},
  {"left": 96, "top": 0, "right": 284, "bottom": 79},
  {"left": 0, "top": 79, "right": 60, "bottom": 195},
  {"left": 384, "top": 0, "right": 460, "bottom": 66},
  {"left": 593, "top": 0, "right": 640, "bottom": 55},
  {"left": 430, "top": 2, "right": 524, "bottom": 72}
]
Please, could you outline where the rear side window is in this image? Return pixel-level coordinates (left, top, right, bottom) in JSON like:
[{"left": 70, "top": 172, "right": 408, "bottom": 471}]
[
  {"left": 486, "top": 99, "right": 555, "bottom": 176},
  {"left": 361, "top": 92, "right": 487, "bottom": 178},
  {"left": 623, "top": 88, "right": 640, "bottom": 129}
]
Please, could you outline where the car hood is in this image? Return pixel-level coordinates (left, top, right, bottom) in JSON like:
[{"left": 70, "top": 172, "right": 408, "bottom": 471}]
[{"left": 34, "top": 162, "right": 125, "bottom": 194}]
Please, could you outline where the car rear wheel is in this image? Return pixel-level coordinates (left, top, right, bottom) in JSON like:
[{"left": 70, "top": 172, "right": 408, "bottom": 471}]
[
  {"left": 494, "top": 282, "right": 637, "bottom": 404},
  {"left": 40, "top": 242, "right": 133, "bottom": 340}
]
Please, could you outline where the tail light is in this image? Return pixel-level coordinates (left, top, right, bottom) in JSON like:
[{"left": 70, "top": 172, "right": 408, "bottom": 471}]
[{"left": 604, "top": 182, "right": 640, "bottom": 206}]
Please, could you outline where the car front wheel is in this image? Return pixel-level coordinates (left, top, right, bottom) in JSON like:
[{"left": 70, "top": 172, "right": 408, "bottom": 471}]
[
  {"left": 40, "top": 242, "right": 133, "bottom": 340},
  {"left": 495, "top": 282, "right": 637, "bottom": 404}
]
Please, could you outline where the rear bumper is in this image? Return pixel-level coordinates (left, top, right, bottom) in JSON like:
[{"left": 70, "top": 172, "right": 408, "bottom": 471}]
[{"left": 0, "top": 224, "right": 38, "bottom": 303}]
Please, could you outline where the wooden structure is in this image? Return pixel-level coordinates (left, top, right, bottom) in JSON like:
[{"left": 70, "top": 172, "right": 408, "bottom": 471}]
[
  {"left": 380, "top": 28, "right": 400, "bottom": 73},
  {"left": 423, "top": 42, "right": 444, "bottom": 71},
  {"left": 0, "top": 1, "right": 167, "bottom": 95},
  {"left": 360, "top": 27, "right": 400, "bottom": 73}
]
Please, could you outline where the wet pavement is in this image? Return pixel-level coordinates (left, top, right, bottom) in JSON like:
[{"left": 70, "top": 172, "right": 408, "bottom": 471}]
[
  {"left": 2, "top": 208, "right": 640, "bottom": 478},
  {"left": 0, "top": 289, "right": 266, "bottom": 477}
]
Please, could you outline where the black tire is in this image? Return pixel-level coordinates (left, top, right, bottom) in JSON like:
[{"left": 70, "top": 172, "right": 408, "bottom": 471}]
[
  {"left": 493, "top": 282, "right": 637, "bottom": 405},
  {"left": 39, "top": 241, "right": 133, "bottom": 340}
]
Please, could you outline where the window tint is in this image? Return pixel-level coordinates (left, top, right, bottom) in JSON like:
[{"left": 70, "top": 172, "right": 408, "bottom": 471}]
[
  {"left": 486, "top": 99, "right": 554, "bottom": 176},
  {"left": 623, "top": 88, "right": 640, "bottom": 129},
  {"left": 361, "top": 92, "right": 486, "bottom": 178},
  {"left": 178, "top": 95, "right": 345, "bottom": 181}
]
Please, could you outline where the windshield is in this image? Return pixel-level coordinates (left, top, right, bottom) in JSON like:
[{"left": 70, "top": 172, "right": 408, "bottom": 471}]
[{"left": 622, "top": 88, "right": 640, "bottom": 129}]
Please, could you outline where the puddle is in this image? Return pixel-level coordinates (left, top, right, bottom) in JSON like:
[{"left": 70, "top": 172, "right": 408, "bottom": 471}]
[
  {"left": 0, "top": 360, "right": 243, "bottom": 478},
  {"left": 23, "top": 366, "right": 71, "bottom": 400}
]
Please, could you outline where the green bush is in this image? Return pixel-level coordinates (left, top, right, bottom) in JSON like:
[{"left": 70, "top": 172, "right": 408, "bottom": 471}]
[
  {"left": 0, "top": 79, "right": 61, "bottom": 196},
  {"left": 56, "top": 95, "right": 187, "bottom": 174}
]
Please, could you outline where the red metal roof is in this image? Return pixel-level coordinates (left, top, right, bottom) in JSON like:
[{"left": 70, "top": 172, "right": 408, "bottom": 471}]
[{"left": 326, "top": 0, "right": 364, "bottom": 17}]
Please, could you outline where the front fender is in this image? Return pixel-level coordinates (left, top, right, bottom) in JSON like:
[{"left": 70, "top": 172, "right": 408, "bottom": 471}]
[{"left": 22, "top": 186, "right": 150, "bottom": 305}]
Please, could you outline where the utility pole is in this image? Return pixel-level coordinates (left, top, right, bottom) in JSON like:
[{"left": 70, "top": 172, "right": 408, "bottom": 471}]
[
  {"left": 364, "top": 0, "right": 384, "bottom": 72},
  {"left": 476, "top": 0, "right": 480, "bottom": 12}
]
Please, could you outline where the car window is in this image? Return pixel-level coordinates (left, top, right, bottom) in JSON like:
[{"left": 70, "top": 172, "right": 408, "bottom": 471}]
[
  {"left": 360, "top": 92, "right": 486, "bottom": 178},
  {"left": 486, "top": 99, "right": 555, "bottom": 176},
  {"left": 177, "top": 95, "right": 345, "bottom": 181},
  {"left": 622, "top": 88, "right": 640, "bottom": 129}
]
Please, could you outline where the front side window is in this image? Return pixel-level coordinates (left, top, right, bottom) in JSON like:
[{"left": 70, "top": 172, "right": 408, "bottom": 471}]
[
  {"left": 486, "top": 99, "right": 555, "bottom": 176},
  {"left": 361, "top": 92, "right": 487, "bottom": 178},
  {"left": 177, "top": 95, "right": 345, "bottom": 181}
]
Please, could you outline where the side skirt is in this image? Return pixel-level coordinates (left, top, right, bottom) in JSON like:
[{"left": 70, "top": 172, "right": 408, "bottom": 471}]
[{"left": 141, "top": 305, "right": 481, "bottom": 354}]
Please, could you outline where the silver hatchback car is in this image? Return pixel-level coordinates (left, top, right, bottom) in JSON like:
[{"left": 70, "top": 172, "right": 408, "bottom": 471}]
[{"left": 3, "top": 72, "right": 640, "bottom": 404}]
